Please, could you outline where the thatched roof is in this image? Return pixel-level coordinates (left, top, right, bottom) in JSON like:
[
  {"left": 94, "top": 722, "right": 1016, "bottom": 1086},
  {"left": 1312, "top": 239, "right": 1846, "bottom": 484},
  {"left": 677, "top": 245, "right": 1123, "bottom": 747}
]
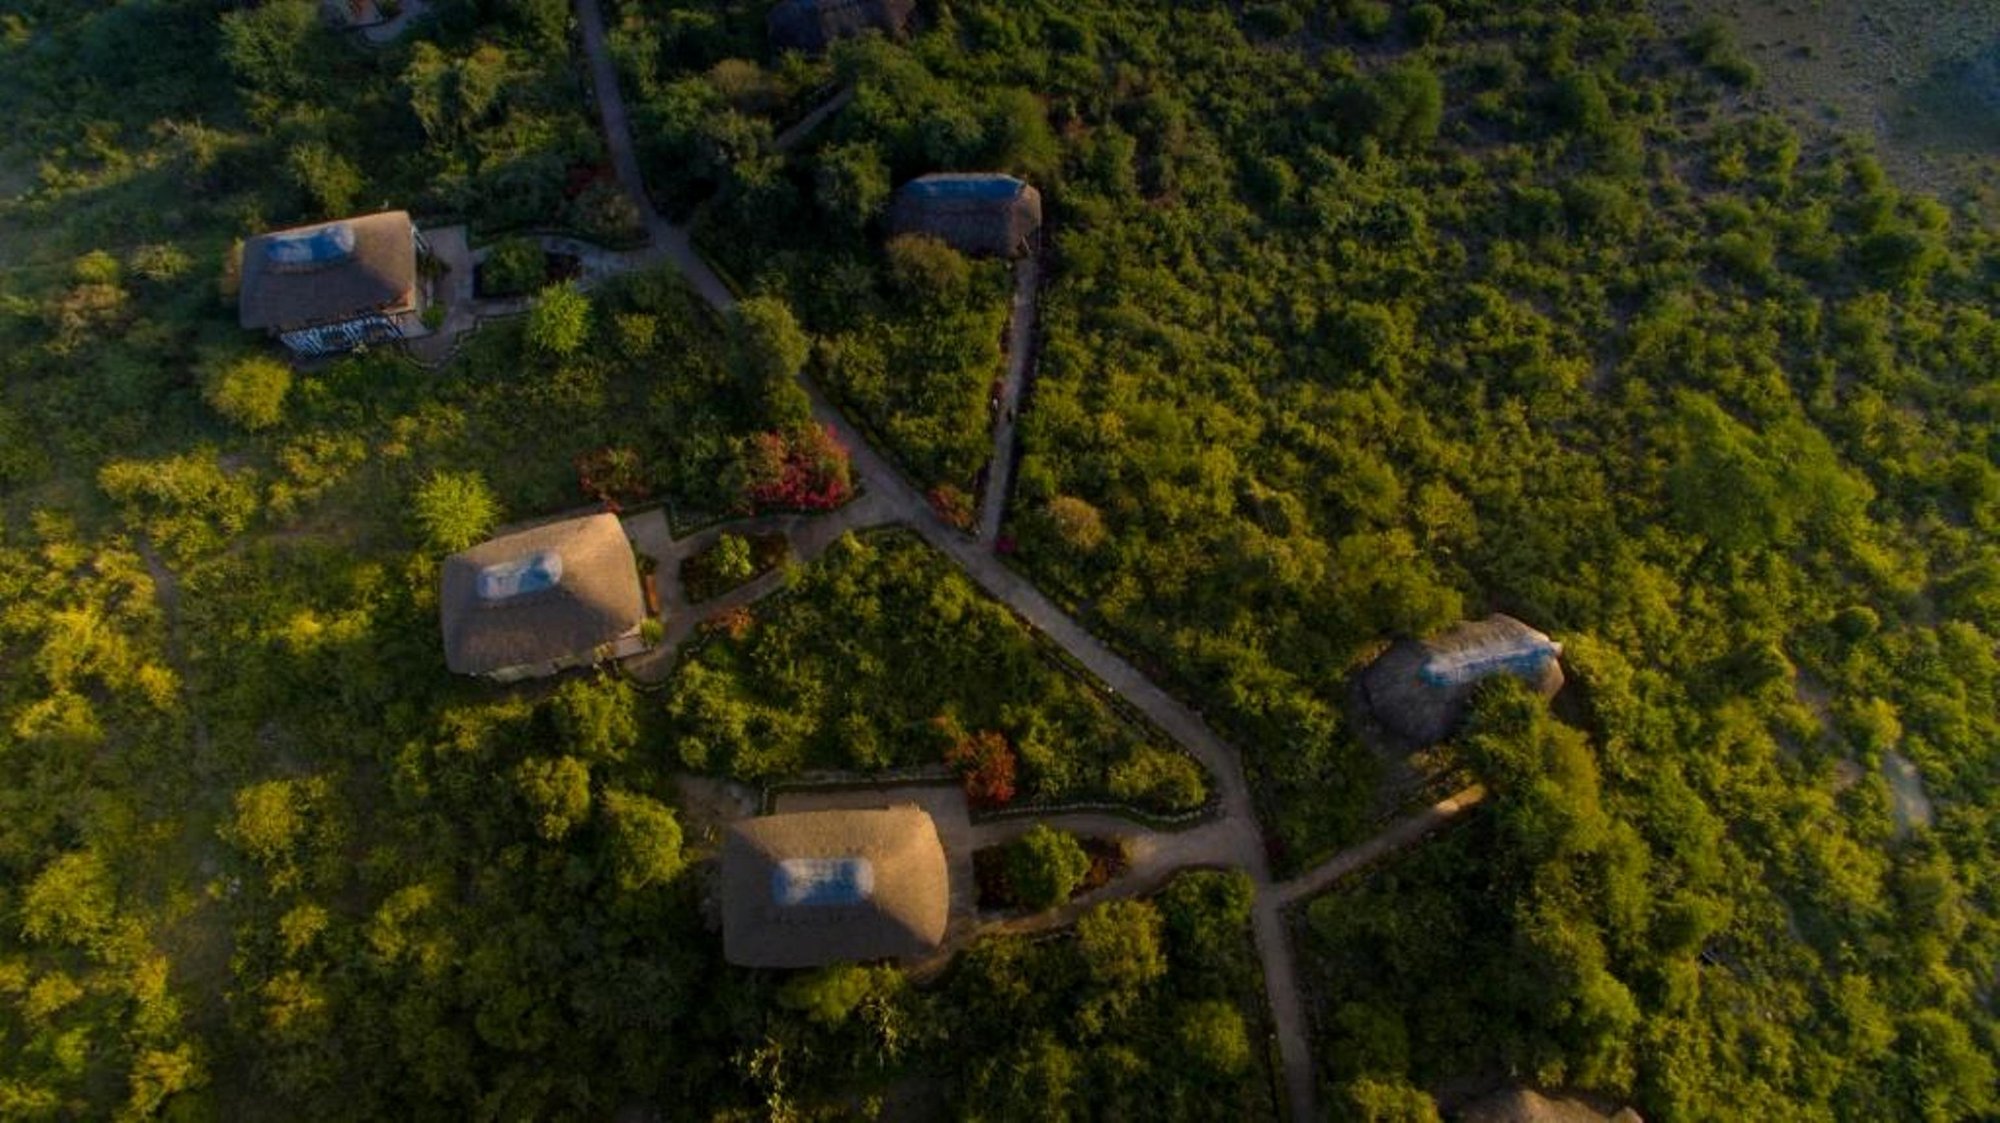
[
  {"left": 722, "top": 807, "right": 949, "bottom": 968},
  {"left": 439, "top": 513, "right": 645, "bottom": 676},
  {"left": 1459, "top": 1086, "right": 1642, "bottom": 1123},
  {"left": 1361, "top": 614, "right": 1564, "bottom": 746},
  {"left": 768, "top": 0, "right": 914, "bottom": 53},
  {"left": 886, "top": 174, "right": 1043, "bottom": 258},
  {"left": 239, "top": 211, "right": 420, "bottom": 331}
]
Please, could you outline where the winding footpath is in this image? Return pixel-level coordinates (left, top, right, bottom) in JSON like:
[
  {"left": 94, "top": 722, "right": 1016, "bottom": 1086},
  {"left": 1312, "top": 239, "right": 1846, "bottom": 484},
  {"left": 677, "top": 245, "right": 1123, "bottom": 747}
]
[
  {"left": 566, "top": 3, "right": 1484, "bottom": 1115},
  {"left": 979, "top": 252, "right": 1040, "bottom": 542}
]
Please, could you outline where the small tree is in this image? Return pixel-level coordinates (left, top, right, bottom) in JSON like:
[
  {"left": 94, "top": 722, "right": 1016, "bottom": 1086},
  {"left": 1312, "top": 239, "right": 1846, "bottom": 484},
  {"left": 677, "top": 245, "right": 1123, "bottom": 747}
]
[
  {"left": 513, "top": 755, "right": 591, "bottom": 842},
  {"left": 737, "top": 424, "right": 853, "bottom": 512},
  {"left": 205, "top": 354, "right": 293, "bottom": 431},
  {"left": 482, "top": 238, "right": 545, "bottom": 297},
  {"left": 929, "top": 484, "right": 974, "bottom": 530},
  {"left": 413, "top": 470, "right": 499, "bottom": 552},
  {"left": 599, "top": 789, "right": 683, "bottom": 891},
  {"left": 732, "top": 295, "right": 810, "bottom": 385},
  {"left": 287, "top": 140, "right": 363, "bottom": 216},
  {"left": 1407, "top": 3, "right": 1445, "bottom": 43},
  {"left": 1005, "top": 824, "right": 1091, "bottom": 910},
  {"left": 1045, "top": 495, "right": 1106, "bottom": 553},
  {"left": 1177, "top": 999, "right": 1251, "bottom": 1078},
  {"left": 815, "top": 141, "right": 891, "bottom": 230},
  {"left": 526, "top": 283, "right": 592, "bottom": 357},
  {"left": 1076, "top": 899, "right": 1166, "bottom": 992},
  {"left": 711, "top": 533, "right": 755, "bottom": 583},
  {"left": 885, "top": 234, "right": 971, "bottom": 306},
  {"left": 944, "top": 726, "right": 1018, "bottom": 808}
]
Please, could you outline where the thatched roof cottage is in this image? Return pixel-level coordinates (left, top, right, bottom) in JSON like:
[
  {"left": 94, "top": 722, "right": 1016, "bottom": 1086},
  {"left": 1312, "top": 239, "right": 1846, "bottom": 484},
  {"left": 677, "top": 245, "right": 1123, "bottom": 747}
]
[
  {"left": 439, "top": 513, "right": 647, "bottom": 682},
  {"left": 1460, "top": 1086, "right": 1644, "bottom": 1123},
  {"left": 722, "top": 807, "right": 949, "bottom": 968},
  {"left": 1361, "top": 614, "right": 1564, "bottom": 746},
  {"left": 239, "top": 211, "right": 429, "bottom": 357},
  {"left": 767, "top": 0, "right": 914, "bottom": 54},
  {"left": 886, "top": 174, "right": 1043, "bottom": 258}
]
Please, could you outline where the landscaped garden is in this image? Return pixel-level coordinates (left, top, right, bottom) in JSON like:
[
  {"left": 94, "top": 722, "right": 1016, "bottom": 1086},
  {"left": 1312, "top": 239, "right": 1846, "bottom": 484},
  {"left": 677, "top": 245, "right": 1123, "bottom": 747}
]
[{"left": 666, "top": 529, "right": 1211, "bottom": 813}]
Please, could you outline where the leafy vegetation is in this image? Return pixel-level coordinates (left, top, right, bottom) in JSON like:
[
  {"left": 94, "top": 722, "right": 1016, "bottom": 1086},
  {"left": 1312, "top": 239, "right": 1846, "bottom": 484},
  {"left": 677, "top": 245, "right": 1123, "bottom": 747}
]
[
  {"left": 3, "top": 0, "right": 1998, "bottom": 1119},
  {"left": 739, "top": 869, "right": 1278, "bottom": 1120},
  {"left": 678, "top": 529, "right": 786, "bottom": 602},
  {"left": 1004, "top": 823, "right": 1093, "bottom": 909},
  {"left": 667, "top": 530, "right": 1210, "bottom": 812}
]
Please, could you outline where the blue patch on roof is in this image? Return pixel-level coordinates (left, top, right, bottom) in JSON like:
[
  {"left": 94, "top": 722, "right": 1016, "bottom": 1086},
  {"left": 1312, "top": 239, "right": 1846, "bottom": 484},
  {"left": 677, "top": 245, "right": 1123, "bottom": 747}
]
[
  {"left": 773, "top": 858, "right": 875, "bottom": 907},
  {"left": 476, "top": 550, "right": 565, "bottom": 602},
  {"left": 1419, "top": 635, "right": 1560, "bottom": 688},
  {"left": 264, "top": 223, "right": 357, "bottom": 269},
  {"left": 901, "top": 175, "right": 1025, "bottom": 202}
]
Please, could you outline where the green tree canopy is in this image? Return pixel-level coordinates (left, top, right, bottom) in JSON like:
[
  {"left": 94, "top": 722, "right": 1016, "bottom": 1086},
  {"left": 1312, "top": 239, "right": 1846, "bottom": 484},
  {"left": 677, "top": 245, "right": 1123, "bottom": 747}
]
[
  {"left": 412, "top": 470, "right": 499, "bottom": 553},
  {"left": 526, "top": 284, "right": 593, "bottom": 356},
  {"left": 203, "top": 353, "right": 293, "bottom": 431},
  {"left": 1004, "top": 824, "right": 1092, "bottom": 910}
]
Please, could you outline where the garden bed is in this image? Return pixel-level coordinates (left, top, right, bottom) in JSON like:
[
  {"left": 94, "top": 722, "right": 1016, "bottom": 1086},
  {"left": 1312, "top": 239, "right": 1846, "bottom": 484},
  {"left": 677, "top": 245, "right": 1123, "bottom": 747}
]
[
  {"left": 679, "top": 531, "right": 788, "bottom": 604},
  {"left": 474, "top": 246, "right": 582, "bottom": 299},
  {"left": 972, "top": 835, "right": 1128, "bottom": 912}
]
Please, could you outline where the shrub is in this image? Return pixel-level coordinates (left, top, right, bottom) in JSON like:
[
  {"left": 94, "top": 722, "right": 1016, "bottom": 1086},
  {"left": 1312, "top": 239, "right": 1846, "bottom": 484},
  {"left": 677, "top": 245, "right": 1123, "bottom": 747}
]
[
  {"left": 1177, "top": 1000, "right": 1251, "bottom": 1077},
  {"left": 599, "top": 790, "right": 683, "bottom": 891},
  {"left": 945, "top": 727, "right": 1018, "bottom": 808},
  {"left": 710, "top": 533, "right": 754, "bottom": 583},
  {"left": 204, "top": 354, "right": 293, "bottom": 431},
  {"left": 1243, "top": 3, "right": 1303, "bottom": 38},
  {"left": 929, "top": 484, "right": 975, "bottom": 530},
  {"left": 412, "top": 470, "right": 499, "bottom": 553},
  {"left": 1004, "top": 824, "right": 1091, "bottom": 910},
  {"left": 1344, "top": 0, "right": 1391, "bottom": 40},
  {"left": 885, "top": 234, "right": 971, "bottom": 306},
  {"left": 1407, "top": 3, "right": 1445, "bottom": 44},
  {"left": 1687, "top": 18, "right": 1759, "bottom": 87},
  {"left": 526, "top": 284, "right": 592, "bottom": 356},
  {"left": 99, "top": 451, "right": 260, "bottom": 561},
  {"left": 576, "top": 446, "right": 649, "bottom": 507},
  {"left": 1108, "top": 747, "right": 1207, "bottom": 812},
  {"left": 566, "top": 179, "right": 645, "bottom": 245},
  {"left": 482, "top": 238, "right": 545, "bottom": 297},
  {"left": 815, "top": 141, "right": 891, "bottom": 230},
  {"left": 736, "top": 424, "right": 853, "bottom": 511},
  {"left": 1046, "top": 495, "right": 1106, "bottom": 553}
]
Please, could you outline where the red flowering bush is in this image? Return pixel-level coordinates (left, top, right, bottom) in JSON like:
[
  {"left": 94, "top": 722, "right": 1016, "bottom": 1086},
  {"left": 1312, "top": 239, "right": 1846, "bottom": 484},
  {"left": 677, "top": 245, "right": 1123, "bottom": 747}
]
[
  {"left": 576, "top": 447, "right": 649, "bottom": 509},
  {"left": 740, "top": 423, "right": 853, "bottom": 512},
  {"left": 945, "top": 728, "right": 1018, "bottom": 809},
  {"left": 928, "top": 484, "right": 974, "bottom": 530}
]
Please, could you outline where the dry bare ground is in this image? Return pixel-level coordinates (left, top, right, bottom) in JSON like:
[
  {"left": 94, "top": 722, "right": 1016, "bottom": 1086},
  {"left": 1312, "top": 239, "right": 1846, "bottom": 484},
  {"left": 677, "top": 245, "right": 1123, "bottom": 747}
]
[{"left": 1663, "top": 0, "right": 2000, "bottom": 205}]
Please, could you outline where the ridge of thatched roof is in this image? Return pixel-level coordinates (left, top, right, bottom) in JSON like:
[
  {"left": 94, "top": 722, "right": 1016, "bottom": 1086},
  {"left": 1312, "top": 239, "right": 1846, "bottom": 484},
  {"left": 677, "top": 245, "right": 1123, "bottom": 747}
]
[
  {"left": 439, "top": 513, "right": 644, "bottom": 676},
  {"left": 239, "top": 211, "right": 419, "bottom": 331},
  {"left": 722, "top": 806, "right": 949, "bottom": 968},
  {"left": 1361, "top": 614, "right": 1564, "bottom": 746},
  {"left": 767, "top": 0, "right": 914, "bottom": 53},
  {"left": 1460, "top": 1086, "right": 1643, "bottom": 1123},
  {"left": 887, "top": 173, "right": 1043, "bottom": 258}
]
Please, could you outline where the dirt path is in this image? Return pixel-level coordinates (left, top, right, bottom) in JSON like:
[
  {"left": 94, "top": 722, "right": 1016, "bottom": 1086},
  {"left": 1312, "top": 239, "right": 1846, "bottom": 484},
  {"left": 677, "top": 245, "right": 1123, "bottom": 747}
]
[
  {"left": 572, "top": 0, "right": 734, "bottom": 310},
  {"left": 978, "top": 253, "right": 1039, "bottom": 542},
  {"left": 1272, "top": 785, "right": 1487, "bottom": 906},
  {"left": 774, "top": 86, "right": 856, "bottom": 153},
  {"left": 564, "top": 9, "right": 1491, "bottom": 1116},
  {"left": 620, "top": 487, "right": 902, "bottom": 682},
  {"left": 136, "top": 538, "right": 213, "bottom": 758}
]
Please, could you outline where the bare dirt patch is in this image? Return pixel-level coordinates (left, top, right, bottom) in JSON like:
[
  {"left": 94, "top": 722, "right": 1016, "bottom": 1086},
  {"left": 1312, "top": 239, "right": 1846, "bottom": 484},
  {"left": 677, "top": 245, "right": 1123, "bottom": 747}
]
[{"left": 1663, "top": 0, "right": 2000, "bottom": 205}]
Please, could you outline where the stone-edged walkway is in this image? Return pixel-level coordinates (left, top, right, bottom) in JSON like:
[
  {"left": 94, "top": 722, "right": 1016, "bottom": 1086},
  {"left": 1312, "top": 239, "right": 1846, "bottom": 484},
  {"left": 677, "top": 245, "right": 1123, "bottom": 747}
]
[
  {"left": 978, "top": 251, "right": 1040, "bottom": 542},
  {"left": 617, "top": 487, "right": 902, "bottom": 682},
  {"left": 407, "top": 226, "right": 664, "bottom": 366},
  {"left": 559, "top": 2, "right": 1489, "bottom": 1115}
]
